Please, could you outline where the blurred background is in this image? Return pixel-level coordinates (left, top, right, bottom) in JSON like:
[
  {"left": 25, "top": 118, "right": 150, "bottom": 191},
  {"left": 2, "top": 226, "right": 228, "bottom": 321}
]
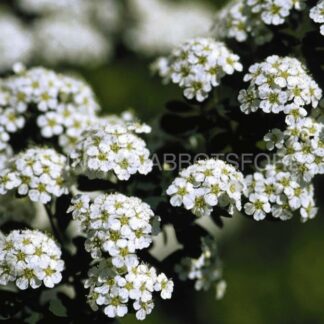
[{"left": 0, "top": 0, "right": 323, "bottom": 323}]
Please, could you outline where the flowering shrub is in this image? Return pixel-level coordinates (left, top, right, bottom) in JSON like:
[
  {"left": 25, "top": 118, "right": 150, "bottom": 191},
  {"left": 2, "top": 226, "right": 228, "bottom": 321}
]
[{"left": 0, "top": 0, "right": 323, "bottom": 322}]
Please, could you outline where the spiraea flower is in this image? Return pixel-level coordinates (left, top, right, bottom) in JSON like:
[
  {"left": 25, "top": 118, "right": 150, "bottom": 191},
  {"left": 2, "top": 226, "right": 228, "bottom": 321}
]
[
  {"left": 152, "top": 38, "right": 242, "bottom": 102},
  {"left": 33, "top": 16, "right": 111, "bottom": 67},
  {"left": 85, "top": 256, "right": 173, "bottom": 320},
  {"left": 0, "top": 229, "right": 64, "bottom": 289},
  {"left": 238, "top": 56, "right": 322, "bottom": 114},
  {"left": 310, "top": 0, "right": 324, "bottom": 36},
  {"left": 274, "top": 117, "right": 323, "bottom": 181},
  {"left": 0, "top": 66, "right": 99, "bottom": 154},
  {"left": 243, "top": 162, "right": 318, "bottom": 222},
  {"left": 167, "top": 159, "right": 245, "bottom": 218},
  {"left": 68, "top": 193, "right": 159, "bottom": 266},
  {"left": 0, "top": 148, "right": 68, "bottom": 204},
  {"left": 0, "top": 13, "right": 33, "bottom": 72},
  {"left": 213, "top": 0, "right": 273, "bottom": 44},
  {"left": 175, "top": 236, "right": 225, "bottom": 296},
  {"left": 70, "top": 123, "right": 153, "bottom": 181},
  {"left": 214, "top": 0, "right": 305, "bottom": 44}
]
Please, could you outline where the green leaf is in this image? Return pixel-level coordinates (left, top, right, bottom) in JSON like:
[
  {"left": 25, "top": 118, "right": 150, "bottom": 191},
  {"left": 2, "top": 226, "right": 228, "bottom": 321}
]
[{"left": 49, "top": 299, "right": 67, "bottom": 318}]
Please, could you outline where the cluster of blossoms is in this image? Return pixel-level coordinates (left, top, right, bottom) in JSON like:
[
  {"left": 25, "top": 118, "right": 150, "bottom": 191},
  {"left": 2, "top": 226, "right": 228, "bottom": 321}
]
[
  {"left": 69, "top": 193, "right": 173, "bottom": 320},
  {"left": 0, "top": 229, "right": 64, "bottom": 289},
  {"left": 310, "top": 0, "right": 324, "bottom": 36},
  {"left": 214, "top": 0, "right": 305, "bottom": 44},
  {"left": 239, "top": 55, "right": 323, "bottom": 222},
  {"left": 238, "top": 56, "right": 322, "bottom": 114},
  {"left": 175, "top": 236, "right": 226, "bottom": 298},
  {"left": 0, "top": 13, "right": 33, "bottom": 72},
  {"left": 85, "top": 256, "right": 173, "bottom": 320},
  {"left": 264, "top": 116, "right": 324, "bottom": 182},
  {"left": 0, "top": 66, "right": 99, "bottom": 154},
  {"left": 243, "top": 162, "right": 318, "bottom": 222},
  {"left": 0, "top": 148, "right": 68, "bottom": 204},
  {"left": 32, "top": 16, "right": 111, "bottom": 67},
  {"left": 126, "top": 0, "right": 213, "bottom": 55},
  {"left": 70, "top": 122, "right": 153, "bottom": 181},
  {"left": 68, "top": 193, "right": 159, "bottom": 265},
  {"left": 152, "top": 38, "right": 242, "bottom": 102},
  {"left": 166, "top": 159, "right": 245, "bottom": 218}
]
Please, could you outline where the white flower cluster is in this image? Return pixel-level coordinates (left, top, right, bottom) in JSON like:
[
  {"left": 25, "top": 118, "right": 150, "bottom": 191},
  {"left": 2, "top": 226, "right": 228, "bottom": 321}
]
[
  {"left": 0, "top": 66, "right": 99, "bottom": 154},
  {"left": 85, "top": 256, "right": 173, "bottom": 320},
  {"left": 264, "top": 117, "right": 324, "bottom": 182},
  {"left": 239, "top": 56, "right": 323, "bottom": 222},
  {"left": 69, "top": 193, "right": 173, "bottom": 320},
  {"left": 0, "top": 13, "right": 33, "bottom": 72},
  {"left": 0, "top": 229, "right": 64, "bottom": 289},
  {"left": 175, "top": 236, "right": 226, "bottom": 297},
  {"left": 153, "top": 38, "right": 242, "bottom": 102},
  {"left": 33, "top": 16, "right": 111, "bottom": 67},
  {"left": 0, "top": 148, "right": 68, "bottom": 204},
  {"left": 310, "top": 0, "right": 324, "bottom": 36},
  {"left": 166, "top": 159, "right": 245, "bottom": 218},
  {"left": 70, "top": 123, "right": 153, "bottom": 181},
  {"left": 214, "top": 0, "right": 305, "bottom": 43},
  {"left": 244, "top": 162, "right": 318, "bottom": 222},
  {"left": 238, "top": 56, "right": 322, "bottom": 114},
  {"left": 126, "top": 0, "right": 213, "bottom": 55},
  {"left": 68, "top": 193, "right": 158, "bottom": 266}
]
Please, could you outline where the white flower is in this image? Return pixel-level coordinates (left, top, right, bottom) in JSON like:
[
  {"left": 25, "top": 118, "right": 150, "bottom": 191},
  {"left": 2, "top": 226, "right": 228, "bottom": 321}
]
[
  {"left": 175, "top": 236, "right": 224, "bottom": 293},
  {"left": 214, "top": 0, "right": 304, "bottom": 44},
  {"left": 37, "top": 112, "right": 64, "bottom": 138},
  {"left": 154, "top": 273, "right": 174, "bottom": 299},
  {"left": 239, "top": 56, "right": 322, "bottom": 115},
  {"left": 134, "top": 300, "right": 154, "bottom": 320},
  {"left": 264, "top": 128, "right": 284, "bottom": 150},
  {"left": 261, "top": 0, "right": 290, "bottom": 25},
  {"left": 167, "top": 159, "right": 245, "bottom": 217},
  {"left": 310, "top": 1, "right": 324, "bottom": 36},
  {"left": 70, "top": 193, "right": 157, "bottom": 263},
  {"left": 152, "top": 38, "right": 242, "bottom": 102},
  {"left": 0, "top": 229, "right": 64, "bottom": 290},
  {"left": 0, "top": 148, "right": 68, "bottom": 203},
  {"left": 85, "top": 256, "right": 173, "bottom": 320},
  {"left": 244, "top": 161, "right": 319, "bottom": 222},
  {"left": 0, "top": 66, "right": 100, "bottom": 153},
  {"left": 244, "top": 193, "right": 271, "bottom": 221},
  {"left": 70, "top": 123, "right": 153, "bottom": 181}
]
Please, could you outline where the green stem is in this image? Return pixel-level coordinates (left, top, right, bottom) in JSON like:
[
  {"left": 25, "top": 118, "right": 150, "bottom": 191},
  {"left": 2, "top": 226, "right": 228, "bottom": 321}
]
[{"left": 45, "top": 203, "right": 65, "bottom": 246}]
